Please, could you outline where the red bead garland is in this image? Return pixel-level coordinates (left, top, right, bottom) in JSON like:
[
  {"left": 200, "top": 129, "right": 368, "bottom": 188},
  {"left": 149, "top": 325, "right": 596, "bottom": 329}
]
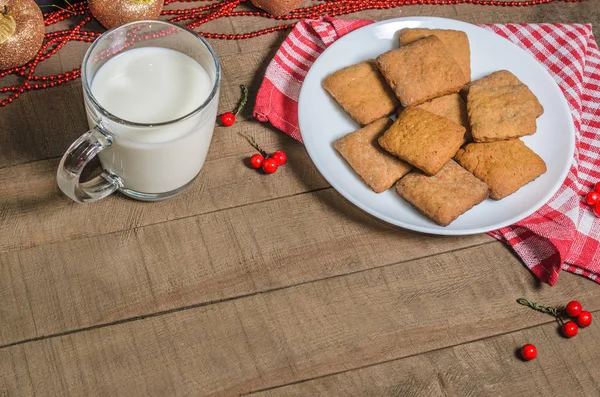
[{"left": 0, "top": 0, "right": 588, "bottom": 107}]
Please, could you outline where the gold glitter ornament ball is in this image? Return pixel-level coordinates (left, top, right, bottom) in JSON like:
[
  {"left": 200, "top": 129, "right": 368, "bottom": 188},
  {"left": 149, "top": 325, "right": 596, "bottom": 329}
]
[
  {"left": 0, "top": 0, "right": 44, "bottom": 69},
  {"left": 89, "top": 0, "right": 164, "bottom": 30}
]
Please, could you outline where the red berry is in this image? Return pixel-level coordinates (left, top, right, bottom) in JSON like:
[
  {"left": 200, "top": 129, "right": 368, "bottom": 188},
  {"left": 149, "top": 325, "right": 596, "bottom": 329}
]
[
  {"left": 594, "top": 204, "right": 600, "bottom": 217},
  {"left": 219, "top": 112, "right": 236, "bottom": 127},
  {"left": 562, "top": 321, "right": 579, "bottom": 338},
  {"left": 565, "top": 300, "right": 583, "bottom": 317},
  {"left": 594, "top": 182, "right": 600, "bottom": 193},
  {"left": 520, "top": 344, "right": 537, "bottom": 361},
  {"left": 577, "top": 311, "right": 592, "bottom": 327},
  {"left": 261, "top": 158, "right": 279, "bottom": 174},
  {"left": 271, "top": 151, "right": 287, "bottom": 165},
  {"left": 586, "top": 191, "right": 600, "bottom": 205},
  {"left": 249, "top": 154, "right": 264, "bottom": 169}
]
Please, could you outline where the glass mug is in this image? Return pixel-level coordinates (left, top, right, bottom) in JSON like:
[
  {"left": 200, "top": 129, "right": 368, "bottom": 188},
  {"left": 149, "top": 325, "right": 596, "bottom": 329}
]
[{"left": 57, "top": 20, "right": 220, "bottom": 203}]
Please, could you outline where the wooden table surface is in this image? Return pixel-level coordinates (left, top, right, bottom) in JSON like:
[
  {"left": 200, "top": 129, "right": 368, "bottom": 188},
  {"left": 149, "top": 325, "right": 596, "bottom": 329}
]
[{"left": 2, "top": 1, "right": 600, "bottom": 396}]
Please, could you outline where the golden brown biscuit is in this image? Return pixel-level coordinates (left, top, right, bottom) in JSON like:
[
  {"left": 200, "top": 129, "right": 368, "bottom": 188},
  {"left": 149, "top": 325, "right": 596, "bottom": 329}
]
[
  {"left": 323, "top": 61, "right": 399, "bottom": 126},
  {"left": 396, "top": 160, "right": 489, "bottom": 226},
  {"left": 376, "top": 36, "right": 468, "bottom": 107},
  {"left": 460, "top": 69, "right": 523, "bottom": 98},
  {"left": 454, "top": 139, "right": 547, "bottom": 200},
  {"left": 416, "top": 93, "right": 471, "bottom": 143},
  {"left": 378, "top": 107, "right": 466, "bottom": 176},
  {"left": 467, "top": 83, "right": 544, "bottom": 142},
  {"left": 399, "top": 28, "right": 471, "bottom": 80},
  {"left": 335, "top": 118, "right": 411, "bottom": 193}
]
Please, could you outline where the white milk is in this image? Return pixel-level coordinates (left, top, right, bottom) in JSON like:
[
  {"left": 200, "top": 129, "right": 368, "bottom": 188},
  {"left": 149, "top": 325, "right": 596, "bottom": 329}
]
[{"left": 88, "top": 47, "right": 218, "bottom": 194}]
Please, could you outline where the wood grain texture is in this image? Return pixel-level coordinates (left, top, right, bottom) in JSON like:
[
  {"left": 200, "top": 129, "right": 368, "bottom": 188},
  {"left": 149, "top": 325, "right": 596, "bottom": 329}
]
[
  {"left": 2, "top": 2, "right": 598, "bottom": 168},
  {"left": 0, "top": 188, "right": 491, "bottom": 347},
  {"left": 0, "top": 17, "right": 264, "bottom": 168},
  {"left": 2, "top": 2, "right": 597, "bottom": 246},
  {"left": 1, "top": 243, "right": 599, "bottom": 396},
  {"left": 0, "top": 48, "right": 272, "bottom": 169},
  {"left": 0, "top": 121, "right": 327, "bottom": 253},
  {"left": 0, "top": 80, "right": 88, "bottom": 169},
  {"left": 249, "top": 317, "right": 600, "bottom": 396},
  {"left": 2, "top": 4, "right": 600, "bottom": 396}
]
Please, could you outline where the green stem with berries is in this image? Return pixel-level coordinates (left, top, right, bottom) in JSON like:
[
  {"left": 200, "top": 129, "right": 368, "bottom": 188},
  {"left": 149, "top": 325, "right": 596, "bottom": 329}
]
[
  {"left": 234, "top": 84, "right": 248, "bottom": 116},
  {"left": 517, "top": 298, "right": 565, "bottom": 325},
  {"left": 238, "top": 132, "right": 267, "bottom": 158}
]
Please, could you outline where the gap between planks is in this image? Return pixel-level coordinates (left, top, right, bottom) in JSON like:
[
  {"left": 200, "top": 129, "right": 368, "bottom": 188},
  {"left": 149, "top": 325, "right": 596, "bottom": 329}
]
[
  {"left": 0, "top": 239, "right": 497, "bottom": 351},
  {"left": 0, "top": 47, "right": 281, "bottom": 170},
  {"left": 0, "top": 121, "right": 327, "bottom": 254},
  {"left": 240, "top": 310, "right": 600, "bottom": 397},
  {"left": 1, "top": 184, "right": 330, "bottom": 256},
  {"left": 2, "top": 242, "right": 598, "bottom": 396},
  {"left": 243, "top": 306, "right": 600, "bottom": 396}
]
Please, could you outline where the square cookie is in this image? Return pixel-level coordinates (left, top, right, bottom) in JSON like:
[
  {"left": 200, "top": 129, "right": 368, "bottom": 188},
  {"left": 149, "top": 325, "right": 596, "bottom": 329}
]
[
  {"left": 396, "top": 160, "right": 489, "bottom": 226},
  {"left": 467, "top": 83, "right": 544, "bottom": 142},
  {"left": 376, "top": 35, "right": 468, "bottom": 107},
  {"left": 398, "top": 28, "right": 471, "bottom": 80},
  {"left": 460, "top": 69, "right": 523, "bottom": 98},
  {"left": 335, "top": 118, "right": 411, "bottom": 193},
  {"left": 323, "top": 61, "right": 399, "bottom": 126},
  {"left": 416, "top": 93, "right": 471, "bottom": 143},
  {"left": 454, "top": 139, "right": 547, "bottom": 200},
  {"left": 378, "top": 107, "right": 466, "bottom": 176}
]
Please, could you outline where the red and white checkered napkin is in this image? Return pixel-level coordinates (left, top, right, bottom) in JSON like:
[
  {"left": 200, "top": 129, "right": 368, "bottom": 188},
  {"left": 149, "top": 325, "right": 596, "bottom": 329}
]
[{"left": 253, "top": 18, "right": 600, "bottom": 285}]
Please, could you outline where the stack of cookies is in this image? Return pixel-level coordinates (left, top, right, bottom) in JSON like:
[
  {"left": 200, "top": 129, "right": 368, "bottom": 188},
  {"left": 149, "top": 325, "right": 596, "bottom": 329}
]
[{"left": 325, "top": 28, "right": 547, "bottom": 226}]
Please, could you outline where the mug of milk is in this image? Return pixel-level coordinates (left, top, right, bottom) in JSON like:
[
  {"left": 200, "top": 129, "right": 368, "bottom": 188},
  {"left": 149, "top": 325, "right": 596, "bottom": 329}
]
[{"left": 57, "top": 20, "right": 220, "bottom": 203}]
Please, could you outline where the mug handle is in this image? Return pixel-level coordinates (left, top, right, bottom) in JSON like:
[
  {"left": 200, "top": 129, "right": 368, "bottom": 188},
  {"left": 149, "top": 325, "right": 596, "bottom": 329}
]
[{"left": 57, "top": 127, "right": 123, "bottom": 203}]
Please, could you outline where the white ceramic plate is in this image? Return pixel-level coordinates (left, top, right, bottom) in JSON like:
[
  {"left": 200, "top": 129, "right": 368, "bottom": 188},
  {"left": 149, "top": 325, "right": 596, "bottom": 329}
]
[{"left": 298, "top": 17, "right": 575, "bottom": 235}]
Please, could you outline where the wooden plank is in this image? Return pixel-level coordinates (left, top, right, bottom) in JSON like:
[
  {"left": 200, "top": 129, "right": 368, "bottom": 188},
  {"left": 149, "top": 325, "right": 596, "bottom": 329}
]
[
  {"left": 343, "top": 5, "right": 459, "bottom": 21},
  {"left": 206, "top": 1, "right": 600, "bottom": 55},
  {"left": 1, "top": 243, "right": 599, "bottom": 395},
  {"left": 0, "top": 12, "right": 268, "bottom": 168},
  {"left": 0, "top": 78, "right": 88, "bottom": 169},
  {"left": 3, "top": 2, "right": 599, "bottom": 168},
  {"left": 0, "top": 188, "right": 491, "bottom": 347},
  {"left": 2, "top": 1, "right": 596, "bottom": 168},
  {"left": 0, "top": 47, "right": 275, "bottom": 168},
  {"left": 223, "top": 3, "right": 465, "bottom": 55},
  {"left": 5, "top": 1, "right": 596, "bottom": 243},
  {"left": 249, "top": 316, "right": 600, "bottom": 396},
  {"left": 0, "top": 120, "right": 327, "bottom": 253}
]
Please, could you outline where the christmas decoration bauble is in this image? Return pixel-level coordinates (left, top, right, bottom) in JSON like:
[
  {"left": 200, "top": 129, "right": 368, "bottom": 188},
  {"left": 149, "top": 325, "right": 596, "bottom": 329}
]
[
  {"left": 0, "top": 0, "right": 44, "bottom": 69},
  {"left": 88, "top": 0, "right": 163, "bottom": 30}
]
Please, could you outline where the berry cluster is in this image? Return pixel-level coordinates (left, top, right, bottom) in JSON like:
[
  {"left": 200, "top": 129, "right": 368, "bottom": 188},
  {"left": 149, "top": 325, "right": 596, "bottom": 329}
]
[
  {"left": 239, "top": 132, "right": 287, "bottom": 174},
  {"left": 564, "top": 300, "right": 593, "bottom": 330},
  {"left": 249, "top": 151, "right": 287, "bottom": 174},
  {"left": 222, "top": 85, "right": 287, "bottom": 174},
  {"left": 584, "top": 182, "right": 600, "bottom": 216},
  {"left": 517, "top": 298, "right": 593, "bottom": 361}
]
